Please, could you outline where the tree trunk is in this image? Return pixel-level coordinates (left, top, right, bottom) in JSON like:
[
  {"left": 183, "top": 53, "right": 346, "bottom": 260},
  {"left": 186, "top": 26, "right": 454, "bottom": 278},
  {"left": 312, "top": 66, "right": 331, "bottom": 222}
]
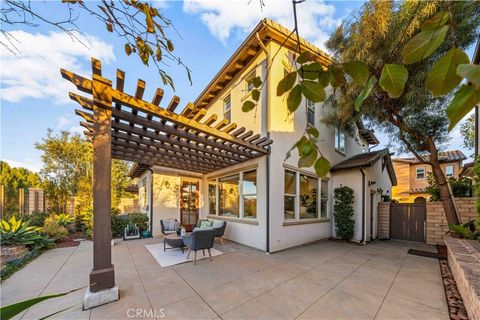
[{"left": 427, "top": 140, "right": 461, "bottom": 225}]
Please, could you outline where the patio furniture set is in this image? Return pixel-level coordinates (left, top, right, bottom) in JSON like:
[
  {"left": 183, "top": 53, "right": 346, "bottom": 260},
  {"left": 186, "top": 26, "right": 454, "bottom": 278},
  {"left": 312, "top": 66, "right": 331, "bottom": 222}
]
[{"left": 160, "top": 219, "right": 227, "bottom": 265}]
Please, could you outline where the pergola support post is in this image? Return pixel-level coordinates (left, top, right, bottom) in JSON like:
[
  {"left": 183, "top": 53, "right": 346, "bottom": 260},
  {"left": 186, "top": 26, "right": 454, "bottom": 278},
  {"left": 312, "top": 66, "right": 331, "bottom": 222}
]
[{"left": 84, "top": 59, "right": 119, "bottom": 310}]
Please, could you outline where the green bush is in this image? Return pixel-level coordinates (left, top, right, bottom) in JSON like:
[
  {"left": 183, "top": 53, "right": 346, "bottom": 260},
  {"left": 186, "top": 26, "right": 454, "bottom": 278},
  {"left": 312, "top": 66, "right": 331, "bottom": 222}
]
[
  {"left": 52, "top": 213, "right": 74, "bottom": 228},
  {"left": 43, "top": 217, "right": 68, "bottom": 241},
  {"left": 426, "top": 174, "right": 473, "bottom": 201},
  {"left": 128, "top": 212, "right": 149, "bottom": 232},
  {"left": 333, "top": 186, "right": 355, "bottom": 240},
  {"left": 449, "top": 222, "right": 479, "bottom": 240},
  {"left": 111, "top": 214, "right": 129, "bottom": 238},
  {"left": 24, "top": 211, "right": 50, "bottom": 227},
  {"left": 0, "top": 216, "right": 44, "bottom": 246}
]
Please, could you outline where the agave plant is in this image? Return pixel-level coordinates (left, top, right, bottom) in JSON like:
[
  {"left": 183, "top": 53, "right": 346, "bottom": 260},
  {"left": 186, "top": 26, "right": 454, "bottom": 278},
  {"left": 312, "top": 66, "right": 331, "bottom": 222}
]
[
  {"left": 53, "top": 213, "right": 74, "bottom": 228},
  {"left": 0, "top": 216, "right": 43, "bottom": 247}
]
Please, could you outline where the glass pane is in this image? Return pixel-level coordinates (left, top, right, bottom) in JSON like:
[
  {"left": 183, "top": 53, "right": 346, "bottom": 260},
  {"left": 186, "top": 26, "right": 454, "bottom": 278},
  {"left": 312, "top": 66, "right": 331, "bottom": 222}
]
[
  {"left": 243, "top": 170, "right": 257, "bottom": 195},
  {"left": 284, "top": 196, "right": 295, "bottom": 220},
  {"left": 284, "top": 170, "right": 296, "bottom": 194},
  {"left": 208, "top": 180, "right": 216, "bottom": 215},
  {"left": 219, "top": 174, "right": 239, "bottom": 217},
  {"left": 299, "top": 174, "right": 318, "bottom": 219},
  {"left": 321, "top": 179, "right": 328, "bottom": 218},
  {"left": 243, "top": 196, "right": 257, "bottom": 218}
]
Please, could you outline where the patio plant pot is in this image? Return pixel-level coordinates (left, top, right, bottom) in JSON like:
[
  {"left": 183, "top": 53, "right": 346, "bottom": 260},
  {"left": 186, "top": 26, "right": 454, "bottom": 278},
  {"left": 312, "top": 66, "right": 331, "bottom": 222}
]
[{"left": 141, "top": 231, "right": 151, "bottom": 238}]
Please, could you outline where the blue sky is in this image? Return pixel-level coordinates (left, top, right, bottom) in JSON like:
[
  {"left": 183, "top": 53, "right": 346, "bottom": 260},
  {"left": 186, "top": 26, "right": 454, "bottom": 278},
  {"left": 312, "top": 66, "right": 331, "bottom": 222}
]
[{"left": 0, "top": 0, "right": 474, "bottom": 172}]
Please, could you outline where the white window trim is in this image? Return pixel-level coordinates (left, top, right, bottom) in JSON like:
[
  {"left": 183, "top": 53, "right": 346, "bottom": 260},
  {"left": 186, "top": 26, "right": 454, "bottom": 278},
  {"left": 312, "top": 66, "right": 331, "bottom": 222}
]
[
  {"left": 335, "top": 128, "right": 346, "bottom": 154},
  {"left": 416, "top": 166, "right": 426, "bottom": 180},
  {"left": 320, "top": 179, "right": 329, "bottom": 219},
  {"left": 445, "top": 165, "right": 454, "bottom": 177},
  {"left": 284, "top": 169, "right": 322, "bottom": 222},
  {"left": 209, "top": 169, "right": 257, "bottom": 220},
  {"left": 245, "top": 70, "right": 256, "bottom": 93}
]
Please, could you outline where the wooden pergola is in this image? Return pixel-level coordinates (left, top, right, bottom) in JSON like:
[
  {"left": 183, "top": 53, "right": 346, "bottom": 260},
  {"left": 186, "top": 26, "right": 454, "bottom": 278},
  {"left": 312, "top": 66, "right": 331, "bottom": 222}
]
[{"left": 62, "top": 58, "right": 271, "bottom": 298}]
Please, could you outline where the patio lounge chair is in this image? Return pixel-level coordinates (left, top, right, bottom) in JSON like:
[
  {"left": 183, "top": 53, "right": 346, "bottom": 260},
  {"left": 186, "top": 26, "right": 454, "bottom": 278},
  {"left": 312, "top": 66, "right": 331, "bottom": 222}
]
[
  {"left": 183, "top": 229, "right": 216, "bottom": 265},
  {"left": 160, "top": 219, "right": 179, "bottom": 236}
]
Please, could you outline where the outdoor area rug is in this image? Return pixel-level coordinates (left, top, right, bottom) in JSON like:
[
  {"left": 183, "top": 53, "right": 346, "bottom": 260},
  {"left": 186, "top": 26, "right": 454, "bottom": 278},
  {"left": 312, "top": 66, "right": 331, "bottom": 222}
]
[{"left": 145, "top": 243, "right": 223, "bottom": 267}]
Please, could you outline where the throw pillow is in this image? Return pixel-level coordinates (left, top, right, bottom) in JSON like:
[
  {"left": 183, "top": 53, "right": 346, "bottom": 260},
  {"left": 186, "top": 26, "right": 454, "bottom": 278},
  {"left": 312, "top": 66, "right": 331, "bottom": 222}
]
[{"left": 200, "top": 220, "right": 213, "bottom": 228}]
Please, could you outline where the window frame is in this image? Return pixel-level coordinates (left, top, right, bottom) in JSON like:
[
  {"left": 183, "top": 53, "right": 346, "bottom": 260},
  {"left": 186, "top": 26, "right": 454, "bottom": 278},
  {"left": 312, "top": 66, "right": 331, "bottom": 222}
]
[
  {"left": 320, "top": 179, "right": 329, "bottom": 219},
  {"left": 284, "top": 169, "right": 324, "bottom": 222},
  {"left": 416, "top": 166, "right": 426, "bottom": 180},
  {"left": 223, "top": 94, "right": 231, "bottom": 123},
  {"left": 335, "top": 127, "right": 346, "bottom": 154},
  {"left": 307, "top": 99, "right": 315, "bottom": 126},
  {"left": 208, "top": 169, "right": 258, "bottom": 220},
  {"left": 245, "top": 71, "right": 256, "bottom": 93},
  {"left": 445, "top": 165, "right": 454, "bottom": 178}
]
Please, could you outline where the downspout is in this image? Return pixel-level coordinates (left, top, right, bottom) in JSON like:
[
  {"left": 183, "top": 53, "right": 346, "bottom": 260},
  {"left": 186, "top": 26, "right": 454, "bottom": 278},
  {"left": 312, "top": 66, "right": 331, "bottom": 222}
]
[
  {"left": 360, "top": 167, "right": 366, "bottom": 244},
  {"left": 473, "top": 37, "right": 480, "bottom": 157},
  {"left": 148, "top": 168, "right": 154, "bottom": 237},
  {"left": 256, "top": 33, "right": 270, "bottom": 253}
]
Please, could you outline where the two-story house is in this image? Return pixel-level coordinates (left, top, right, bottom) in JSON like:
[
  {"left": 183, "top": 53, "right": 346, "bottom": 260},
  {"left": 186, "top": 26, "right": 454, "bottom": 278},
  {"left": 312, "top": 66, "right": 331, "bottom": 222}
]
[
  {"left": 132, "top": 19, "right": 397, "bottom": 252},
  {"left": 392, "top": 150, "right": 467, "bottom": 203}
]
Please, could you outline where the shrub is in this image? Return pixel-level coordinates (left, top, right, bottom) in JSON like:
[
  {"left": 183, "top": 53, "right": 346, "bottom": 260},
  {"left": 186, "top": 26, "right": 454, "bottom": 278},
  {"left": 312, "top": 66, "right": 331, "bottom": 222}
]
[
  {"left": 52, "top": 213, "right": 74, "bottom": 228},
  {"left": 128, "top": 212, "right": 149, "bottom": 232},
  {"left": 111, "top": 214, "right": 129, "bottom": 238},
  {"left": 426, "top": 174, "right": 473, "bottom": 201},
  {"left": 333, "top": 186, "right": 355, "bottom": 240},
  {"left": 25, "top": 211, "right": 50, "bottom": 227},
  {"left": 43, "top": 217, "right": 68, "bottom": 241},
  {"left": 0, "top": 216, "right": 43, "bottom": 246},
  {"left": 449, "top": 222, "right": 479, "bottom": 240}
]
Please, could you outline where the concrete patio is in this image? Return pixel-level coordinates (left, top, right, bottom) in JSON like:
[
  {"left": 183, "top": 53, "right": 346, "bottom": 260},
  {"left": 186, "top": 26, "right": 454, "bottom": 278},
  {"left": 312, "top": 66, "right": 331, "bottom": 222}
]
[{"left": 1, "top": 239, "right": 448, "bottom": 320}]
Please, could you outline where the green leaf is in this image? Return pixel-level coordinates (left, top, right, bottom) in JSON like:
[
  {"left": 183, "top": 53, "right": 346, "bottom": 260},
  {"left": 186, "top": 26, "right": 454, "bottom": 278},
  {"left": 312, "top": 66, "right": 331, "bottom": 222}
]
[
  {"left": 446, "top": 85, "right": 480, "bottom": 131},
  {"left": 300, "top": 140, "right": 316, "bottom": 157},
  {"left": 252, "top": 76, "right": 262, "bottom": 88},
  {"left": 355, "top": 76, "right": 377, "bottom": 111},
  {"left": 379, "top": 64, "right": 409, "bottom": 98},
  {"left": 242, "top": 100, "right": 256, "bottom": 112},
  {"left": 298, "top": 148, "right": 317, "bottom": 168},
  {"left": 421, "top": 11, "right": 449, "bottom": 31},
  {"left": 329, "top": 66, "right": 345, "bottom": 87},
  {"left": 251, "top": 89, "right": 260, "bottom": 102},
  {"left": 307, "top": 126, "right": 319, "bottom": 138},
  {"left": 0, "top": 287, "right": 83, "bottom": 320},
  {"left": 402, "top": 25, "right": 449, "bottom": 65},
  {"left": 296, "top": 51, "right": 316, "bottom": 64},
  {"left": 302, "top": 62, "right": 323, "bottom": 72},
  {"left": 344, "top": 61, "right": 369, "bottom": 86},
  {"left": 277, "top": 72, "right": 297, "bottom": 96},
  {"left": 301, "top": 80, "right": 326, "bottom": 103},
  {"left": 457, "top": 64, "right": 480, "bottom": 85},
  {"left": 318, "top": 71, "right": 331, "bottom": 87},
  {"left": 426, "top": 47, "right": 470, "bottom": 97},
  {"left": 287, "top": 84, "right": 302, "bottom": 113},
  {"left": 298, "top": 68, "right": 319, "bottom": 80},
  {"left": 314, "top": 157, "right": 331, "bottom": 177}
]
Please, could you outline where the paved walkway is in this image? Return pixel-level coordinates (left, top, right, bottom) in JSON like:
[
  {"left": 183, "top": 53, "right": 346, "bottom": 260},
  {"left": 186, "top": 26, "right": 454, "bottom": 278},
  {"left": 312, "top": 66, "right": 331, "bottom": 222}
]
[{"left": 1, "top": 239, "right": 448, "bottom": 320}]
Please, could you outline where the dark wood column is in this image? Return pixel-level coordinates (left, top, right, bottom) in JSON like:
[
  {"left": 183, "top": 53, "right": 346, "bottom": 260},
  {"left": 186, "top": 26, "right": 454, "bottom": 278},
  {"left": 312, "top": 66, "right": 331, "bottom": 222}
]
[{"left": 89, "top": 59, "right": 115, "bottom": 293}]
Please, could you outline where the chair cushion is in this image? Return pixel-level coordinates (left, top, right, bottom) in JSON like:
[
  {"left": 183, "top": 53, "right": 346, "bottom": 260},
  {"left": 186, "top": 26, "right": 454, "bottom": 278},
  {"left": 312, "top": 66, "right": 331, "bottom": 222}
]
[
  {"left": 200, "top": 220, "right": 213, "bottom": 228},
  {"left": 162, "top": 219, "right": 179, "bottom": 231},
  {"left": 211, "top": 220, "right": 224, "bottom": 229}
]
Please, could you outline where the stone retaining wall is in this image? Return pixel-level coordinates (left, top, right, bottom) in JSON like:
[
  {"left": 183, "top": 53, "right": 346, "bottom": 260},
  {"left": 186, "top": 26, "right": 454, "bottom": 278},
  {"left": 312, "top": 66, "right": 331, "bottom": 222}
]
[
  {"left": 445, "top": 237, "right": 480, "bottom": 320},
  {"left": 1, "top": 245, "right": 28, "bottom": 268},
  {"left": 426, "top": 198, "right": 477, "bottom": 245}
]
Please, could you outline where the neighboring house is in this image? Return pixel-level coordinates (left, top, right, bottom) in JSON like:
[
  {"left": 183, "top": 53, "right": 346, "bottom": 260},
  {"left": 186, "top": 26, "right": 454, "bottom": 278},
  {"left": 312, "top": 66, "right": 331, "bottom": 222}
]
[
  {"left": 131, "top": 19, "right": 396, "bottom": 252},
  {"left": 392, "top": 150, "right": 467, "bottom": 203}
]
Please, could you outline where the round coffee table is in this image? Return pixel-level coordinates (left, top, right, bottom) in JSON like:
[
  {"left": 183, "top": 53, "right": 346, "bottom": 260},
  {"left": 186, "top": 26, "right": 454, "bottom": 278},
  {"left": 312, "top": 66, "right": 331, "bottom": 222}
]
[{"left": 163, "top": 233, "right": 186, "bottom": 253}]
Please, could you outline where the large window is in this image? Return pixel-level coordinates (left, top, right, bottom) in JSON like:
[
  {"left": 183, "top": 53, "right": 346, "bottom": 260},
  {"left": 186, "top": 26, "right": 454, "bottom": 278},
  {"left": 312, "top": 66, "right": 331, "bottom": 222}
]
[
  {"left": 445, "top": 165, "right": 454, "bottom": 178},
  {"left": 219, "top": 174, "right": 239, "bottom": 217},
  {"left": 300, "top": 174, "right": 318, "bottom": 219},
  {"left": 210, "top": 169, "right": 257, "bottom": 219},
  {"left": 335, "top": 128, "right": 345, "bottom": 154},
  {"left": 223, "top": 94, "right": 231, "bottom": 123},
  {"left": 208, "top": 179, "right": 217, "bottom": 215},
  {"left": 416, "top": 167, "right": 426, "bottom": 180},
  {"left": 284, "top": 170, "right": 296, "bottom": 220},
  {"left": 242, "top": 170, "right": 257, "bottom": 219},
  {"left": 284, "top": 169, "right": 323, "bottom": 221},
  {"left": 307, "top": 100, "right": 315, "bottom": 125},
  {"left": 320, "top": 179, "right": 329, "bottom": 218}
]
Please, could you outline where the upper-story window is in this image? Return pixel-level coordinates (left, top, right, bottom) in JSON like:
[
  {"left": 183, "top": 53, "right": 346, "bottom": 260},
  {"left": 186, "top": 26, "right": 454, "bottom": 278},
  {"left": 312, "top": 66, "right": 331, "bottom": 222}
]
[
  {"left": 335, "top": 128, "right": 346, "bottom": 154},
  {"left": 445, "top": 165, "right": 454, "bottom": 178},
  {"left": 245, "top": 71, "right": 256, "bottom": 93},
  {"left": 307, "top": 100, "right": 315, "bottom": 125},
  {"left": 416, "top": 167, "right": 426, "bottom": 180},
  {"left": 223, "top": 94, "right": 231, "bottom": 123},
  {"left": 361, "top": 139, "right": 369, "bottom": 153}
]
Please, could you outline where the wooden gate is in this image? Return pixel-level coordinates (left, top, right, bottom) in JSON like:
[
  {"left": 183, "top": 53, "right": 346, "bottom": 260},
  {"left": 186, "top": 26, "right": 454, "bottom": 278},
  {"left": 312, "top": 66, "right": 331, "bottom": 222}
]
[{"left": 390, "top": 203, "right": 426, "bottom": 242}]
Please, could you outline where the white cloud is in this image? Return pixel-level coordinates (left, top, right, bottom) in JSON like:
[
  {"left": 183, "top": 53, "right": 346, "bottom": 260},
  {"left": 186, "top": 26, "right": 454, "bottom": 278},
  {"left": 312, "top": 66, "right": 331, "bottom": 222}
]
[
  {"left": 1, "top": 30, "right": 115, "bottom": 104},
  {"left": 183, "top": 0, "right": 341, "bottom": 50},
  {"left": 58, "top": 115, "right": 72, "bottom": 128},
  {"left": 2, "top": 158, "right": 41, "bottom": 173}
]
